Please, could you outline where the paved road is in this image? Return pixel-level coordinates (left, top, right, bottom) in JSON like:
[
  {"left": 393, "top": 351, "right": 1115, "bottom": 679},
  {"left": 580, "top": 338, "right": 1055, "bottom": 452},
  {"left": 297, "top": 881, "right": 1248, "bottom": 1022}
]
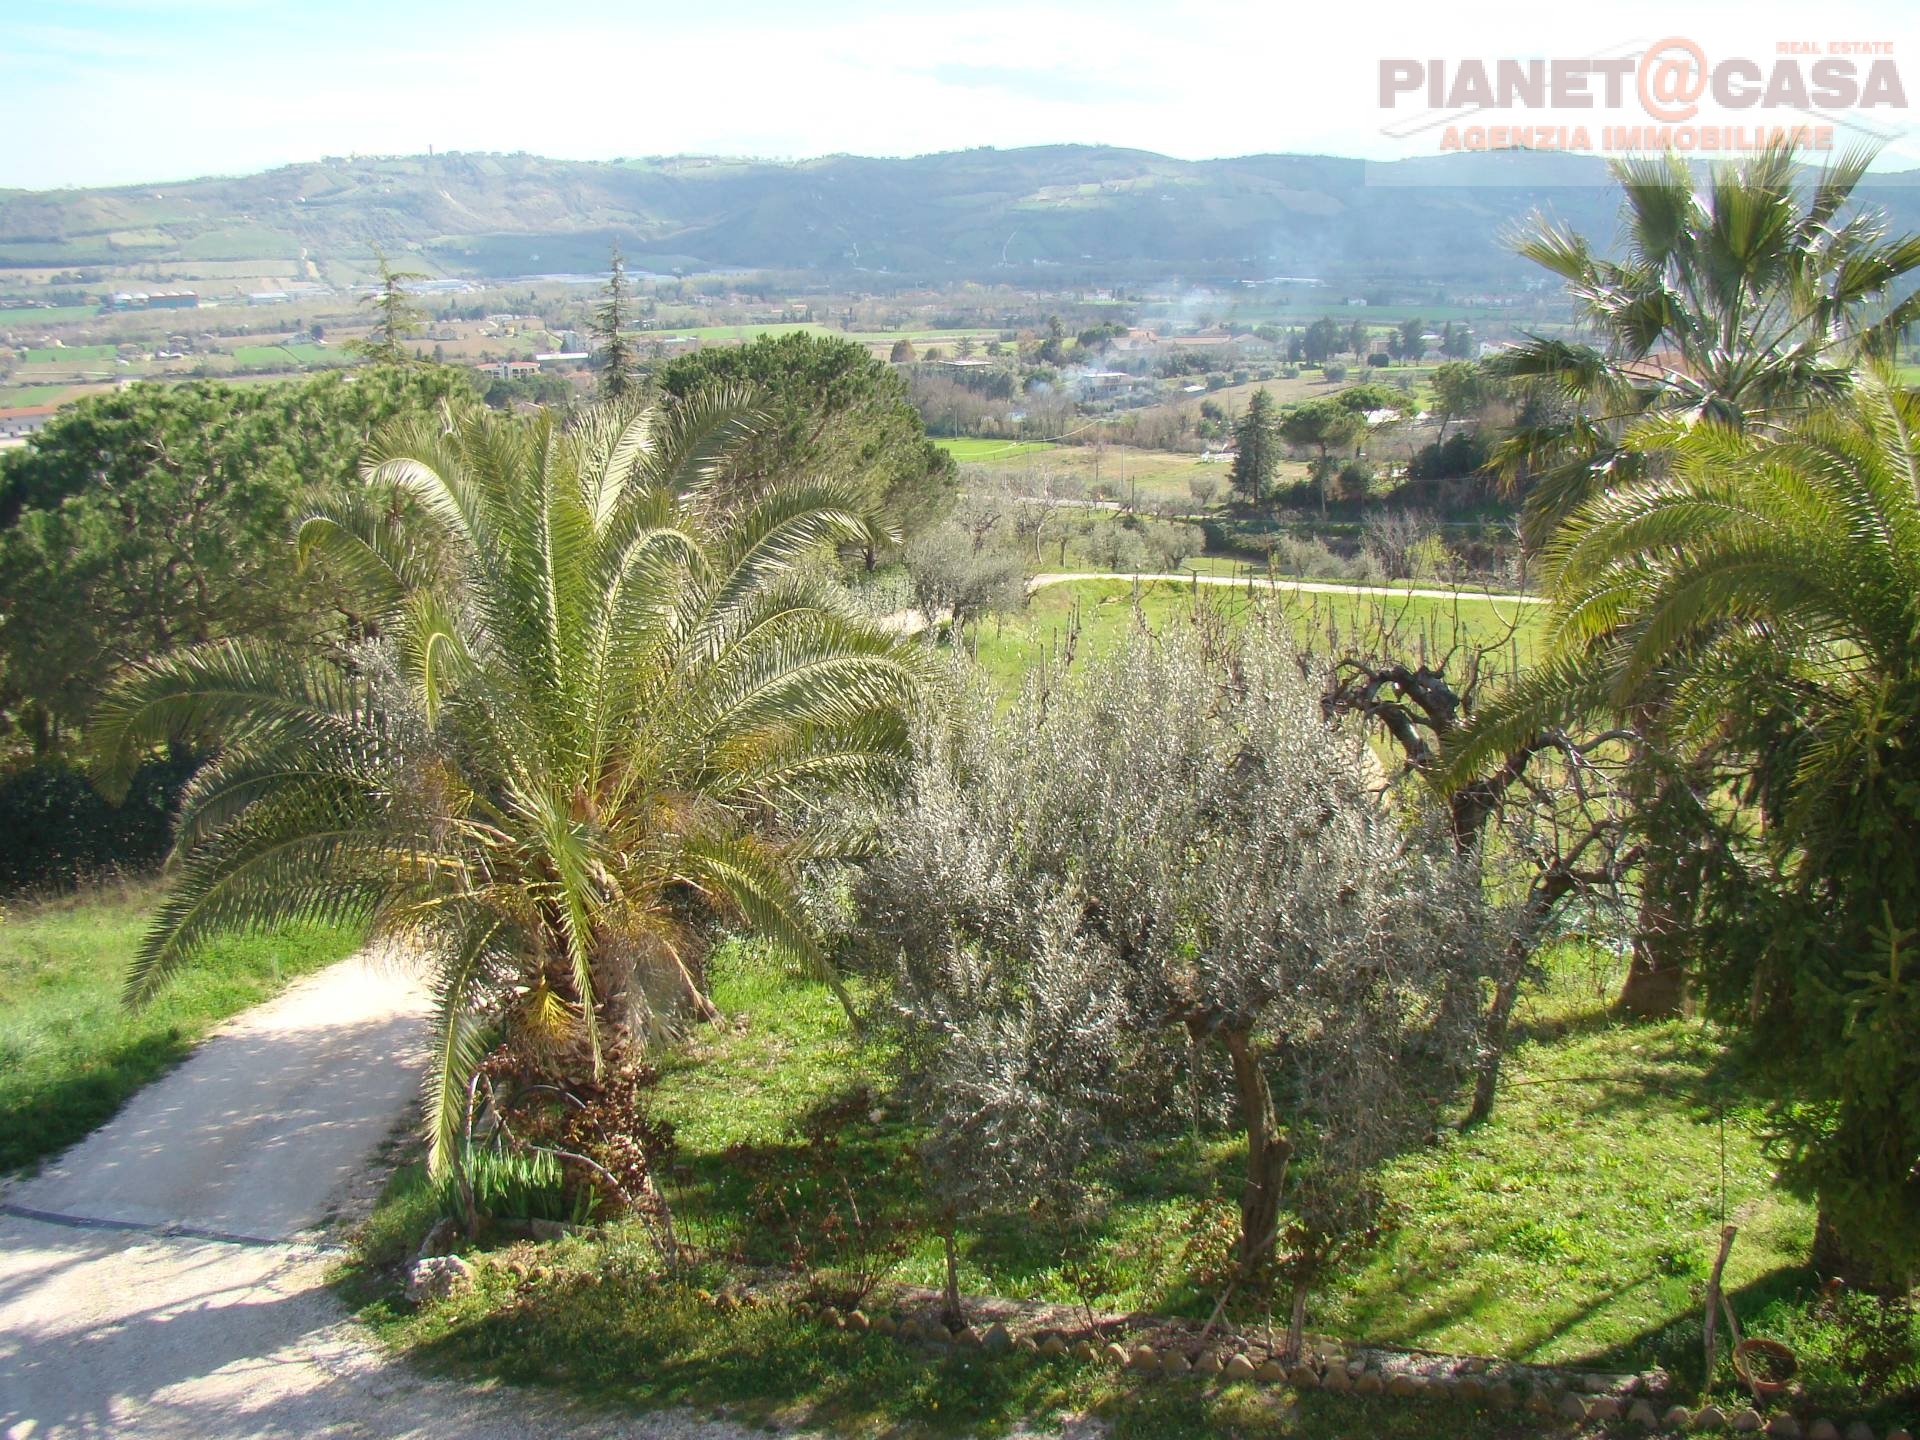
[{"left": 1028, "top": 572, "right": 1548, "bottom": 604}]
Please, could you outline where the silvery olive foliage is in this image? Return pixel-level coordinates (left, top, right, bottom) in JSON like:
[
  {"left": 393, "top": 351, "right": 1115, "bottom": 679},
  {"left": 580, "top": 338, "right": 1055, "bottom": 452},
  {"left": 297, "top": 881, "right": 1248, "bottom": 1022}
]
[{"left": 859, "top": 618, "right": 1508, "bottom": 1320}]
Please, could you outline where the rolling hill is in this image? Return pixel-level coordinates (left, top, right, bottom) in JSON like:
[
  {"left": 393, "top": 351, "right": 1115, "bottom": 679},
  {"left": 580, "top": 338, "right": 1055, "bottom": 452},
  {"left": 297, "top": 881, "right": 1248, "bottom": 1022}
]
[{"left": 4, "top": 145, "right": 1917, "bottom": 288}]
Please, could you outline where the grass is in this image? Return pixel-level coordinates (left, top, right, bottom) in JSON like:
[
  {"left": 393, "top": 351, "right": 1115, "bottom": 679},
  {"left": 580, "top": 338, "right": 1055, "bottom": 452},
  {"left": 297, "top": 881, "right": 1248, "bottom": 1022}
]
[
  {"left": 19, "top": 344, "right": 117, "bottom": 364},
  {"left": 230, "top": 343, "right": 346, "bottom": 368},
  {"left": 1328, "top": 948, "right": 1809, "bottom": 1367},
  {"left": 661, "top": 323, "right": 1002, "bottom": 346},
  {"left": 0, "top": 384, "right": 75, "bottom": 408},
  {"left": 935, "top": 437, "right": 1058, "bottom": 463},
  {"left": 343, "top": 936, "right": 1916, "bottom": 1436},
  {"left": 0, "top": 879, "right": 360, "bottom": 1173},
  {"left": 0, "top": 305, "right": 98, "bottom": 327},
  {"left": 965, "top": 578, "right": 1542, "bottom": 696}
]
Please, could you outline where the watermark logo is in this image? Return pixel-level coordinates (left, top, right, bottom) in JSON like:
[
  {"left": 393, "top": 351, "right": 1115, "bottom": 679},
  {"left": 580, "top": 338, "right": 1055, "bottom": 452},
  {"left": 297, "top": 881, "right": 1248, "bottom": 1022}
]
[
  {"left": 1378, "top": 38, "right": 1906, "bottom": 157},
  {"left": 1639, "top": 38, "right": 1708, "bottom": 123}
]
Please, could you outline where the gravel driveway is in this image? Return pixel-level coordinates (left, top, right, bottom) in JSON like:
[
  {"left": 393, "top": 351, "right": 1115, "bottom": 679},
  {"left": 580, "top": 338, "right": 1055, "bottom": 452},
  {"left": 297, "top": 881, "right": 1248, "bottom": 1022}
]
[{"left": 0, "top": 953, "right": 769, "bottom": 1439}]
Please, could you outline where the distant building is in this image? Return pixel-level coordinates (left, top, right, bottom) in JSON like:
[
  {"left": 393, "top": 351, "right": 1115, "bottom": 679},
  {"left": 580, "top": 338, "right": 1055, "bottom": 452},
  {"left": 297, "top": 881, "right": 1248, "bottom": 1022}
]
[
  {"left": 477, "top": 360, "right": 542, "bottom": 381},
  {"left": 0, "top": 404, "right": 59, "bottom": 440},
  {"left": 1075, "top": 369, "right": 1153, "bottom": 400},
  {"left": 533, "top": 352, "right": 590, "bottom": 367},
  {"left": 106, "top": 290, "right": 198, "bottom": 311},
  {"left": 248, "top": 292, "right": 292, "bottom": 305}
]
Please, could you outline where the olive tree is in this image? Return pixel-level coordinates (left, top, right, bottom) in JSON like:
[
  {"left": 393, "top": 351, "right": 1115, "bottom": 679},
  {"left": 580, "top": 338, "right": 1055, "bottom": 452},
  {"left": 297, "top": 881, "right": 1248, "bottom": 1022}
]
[{"left": 860, "top": 621, "right": 1505, "bottom": 1347}]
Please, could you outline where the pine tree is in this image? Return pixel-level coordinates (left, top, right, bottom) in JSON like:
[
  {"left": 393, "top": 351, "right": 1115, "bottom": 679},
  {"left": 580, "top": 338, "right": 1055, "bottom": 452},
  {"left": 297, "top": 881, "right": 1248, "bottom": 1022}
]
[
  {"left": 352, "top": 247, "right": 427, "bottom": 365},
  {"left": 592, "top": 244, "right": 637, "bottom": 399},
  {"left": 1229, "top": 389, "right": 1279, "bottom": 507}
]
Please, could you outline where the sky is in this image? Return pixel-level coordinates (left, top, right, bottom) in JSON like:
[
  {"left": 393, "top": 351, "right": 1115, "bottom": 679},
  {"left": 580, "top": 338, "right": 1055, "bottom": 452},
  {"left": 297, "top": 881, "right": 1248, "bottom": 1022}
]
[{"left": 4, "top": 0, "right": 1917, "bottom": 190}]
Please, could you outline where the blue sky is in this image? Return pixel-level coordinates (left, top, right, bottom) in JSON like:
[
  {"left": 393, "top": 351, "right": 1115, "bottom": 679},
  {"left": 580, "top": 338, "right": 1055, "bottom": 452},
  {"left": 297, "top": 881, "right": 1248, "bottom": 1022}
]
[{"left": 5, "top": 0, "right": 1916, "bottom": 188}]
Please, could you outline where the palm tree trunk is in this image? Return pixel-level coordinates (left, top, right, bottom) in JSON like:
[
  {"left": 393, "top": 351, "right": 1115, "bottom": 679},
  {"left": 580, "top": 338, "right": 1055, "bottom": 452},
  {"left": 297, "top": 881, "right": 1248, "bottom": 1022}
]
[{"left": 1616, "top": 906, "right": 1687, "bottom": 1019}]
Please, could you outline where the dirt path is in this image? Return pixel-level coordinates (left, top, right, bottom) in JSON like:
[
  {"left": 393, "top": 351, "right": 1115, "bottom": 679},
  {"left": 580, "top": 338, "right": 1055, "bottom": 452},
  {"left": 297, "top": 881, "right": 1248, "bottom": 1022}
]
[{"left": 0, "top": 952, "right": 770, "bottom": 1439}]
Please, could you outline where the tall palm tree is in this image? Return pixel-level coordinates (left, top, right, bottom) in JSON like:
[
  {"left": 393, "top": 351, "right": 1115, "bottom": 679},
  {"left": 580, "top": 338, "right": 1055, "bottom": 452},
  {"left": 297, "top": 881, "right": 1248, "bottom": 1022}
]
[
  {"left": 91, "top": 393, "right": 921, "bottom": 1174},
  {"left": 1446, "top": 375, "right": 1920, "bottom": 1282},
  {"left": 1482, "top": 142, "right": 1920, "bottom": 1014},
  {"left": 1491, "top": 142, "right": 1920, "bottom": 547}
]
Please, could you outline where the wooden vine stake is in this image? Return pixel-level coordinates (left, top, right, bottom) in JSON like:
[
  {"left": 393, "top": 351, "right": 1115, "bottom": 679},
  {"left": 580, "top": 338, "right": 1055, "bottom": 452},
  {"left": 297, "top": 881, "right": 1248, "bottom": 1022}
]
[{"left": 1702, "top": 1224, "right": 1738, "bottom": 1391}]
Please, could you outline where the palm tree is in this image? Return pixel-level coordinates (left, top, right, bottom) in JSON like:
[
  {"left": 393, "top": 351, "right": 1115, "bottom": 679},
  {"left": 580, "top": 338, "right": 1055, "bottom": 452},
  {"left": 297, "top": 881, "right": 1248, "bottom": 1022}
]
[
  {"left": 1446, "top": 375, "right": 1920, "bottom": 1282},
  {"left": 1491, "top": 142, "right": 1920, "bottom": 547},
  {"left": 1481, "top": 142, "right": 1920, "bottom": 1014},
  {"left": 91, "top": 392, "right": 921, "bottom": 1175}
]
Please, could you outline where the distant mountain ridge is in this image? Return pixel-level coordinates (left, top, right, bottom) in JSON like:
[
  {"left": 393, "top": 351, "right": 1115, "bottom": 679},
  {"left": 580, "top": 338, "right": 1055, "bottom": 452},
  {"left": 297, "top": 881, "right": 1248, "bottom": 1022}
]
[{"left": 5, "top": 145, "right": 1918, "bottom": 288}]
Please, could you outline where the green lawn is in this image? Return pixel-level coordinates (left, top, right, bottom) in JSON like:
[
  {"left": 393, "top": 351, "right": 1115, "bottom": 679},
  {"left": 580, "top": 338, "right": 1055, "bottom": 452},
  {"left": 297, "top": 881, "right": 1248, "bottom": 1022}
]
[
  {"left": 935, "top": 437, "right": 1058, "bottom": 463},
  {"left": 966, "top": 578, "right": 1541, "bottom": 695},
  {"left": 0, "top": 881, "right": 360, "bottom": 1172},
  {"left": 346, "top": 936, "right": 1909, "bottom": 1436}
]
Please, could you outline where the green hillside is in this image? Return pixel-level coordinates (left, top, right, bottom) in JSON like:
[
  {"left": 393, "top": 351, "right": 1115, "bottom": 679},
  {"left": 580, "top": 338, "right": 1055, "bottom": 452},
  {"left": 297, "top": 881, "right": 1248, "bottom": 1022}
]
[{"left": 13, "top": 146, "right": 1908, "bottom": 287}]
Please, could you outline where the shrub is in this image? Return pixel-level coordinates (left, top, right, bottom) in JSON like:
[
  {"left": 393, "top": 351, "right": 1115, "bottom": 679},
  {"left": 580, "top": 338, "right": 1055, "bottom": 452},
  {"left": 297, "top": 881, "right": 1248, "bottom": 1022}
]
[
  {"left": 0, "top": 754, "right": 196, "bottom": 893},
  {"left": 861, "top": 624, "right": 1503, "bottom": 1348}
]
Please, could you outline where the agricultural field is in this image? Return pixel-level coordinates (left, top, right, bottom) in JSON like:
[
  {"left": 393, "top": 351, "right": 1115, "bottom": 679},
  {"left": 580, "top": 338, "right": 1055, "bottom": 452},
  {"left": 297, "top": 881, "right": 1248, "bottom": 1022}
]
[
  {"left": 952, "top": 439, "right": 1256, "bottom": 506},
  {"left": 0, "top": 305, "right": 100, "bottom": 328},
  {"left": 0, "top": 384, "right": 78, "bottom": 408},
  {"left": 230, "top": 342, "right": 348, "bottom": 368},
  {"left": 18, "top": 344, "right": 117, "bottom": 365}
]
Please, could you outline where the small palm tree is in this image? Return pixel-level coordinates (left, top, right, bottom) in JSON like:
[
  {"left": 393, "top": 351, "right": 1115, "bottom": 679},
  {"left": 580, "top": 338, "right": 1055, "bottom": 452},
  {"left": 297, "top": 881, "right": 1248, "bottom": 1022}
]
[
  {"left": 1492, "top": 143, "right": 1920, "bottom": 545},
  {"left": 92, "top": 392, "right": 920, "bottom": 1173},
  {"left": 1445, "top": 375, "right": 1920, "bottom": 1282}
]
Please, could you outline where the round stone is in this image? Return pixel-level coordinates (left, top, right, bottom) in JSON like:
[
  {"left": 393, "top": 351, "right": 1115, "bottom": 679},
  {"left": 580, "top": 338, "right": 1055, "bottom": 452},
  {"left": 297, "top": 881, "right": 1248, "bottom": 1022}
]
[
  {"left": 1559, "top": 1391, "right": 1592, "bottom": 1422},
  {"left": 1224, "top": 1353, "right": 1258, "bottom": 1379},
  {"left": 1733, "top": 1409, "right": 1766, "bottom": 1433},
  {"left": 1160, "top": 1351, "right": 1191, "bottom": 1376},
  {"left": 1694, "top": 1406, "right": 1729, "bottom": 1431}
]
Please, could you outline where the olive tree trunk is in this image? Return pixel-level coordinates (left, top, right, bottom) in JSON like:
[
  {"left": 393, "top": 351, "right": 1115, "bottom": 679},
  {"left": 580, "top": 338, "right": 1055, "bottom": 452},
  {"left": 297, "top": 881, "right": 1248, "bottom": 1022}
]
[{"left": 1220, "top": 1025, "right": 1292, "bottom": 1275}]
